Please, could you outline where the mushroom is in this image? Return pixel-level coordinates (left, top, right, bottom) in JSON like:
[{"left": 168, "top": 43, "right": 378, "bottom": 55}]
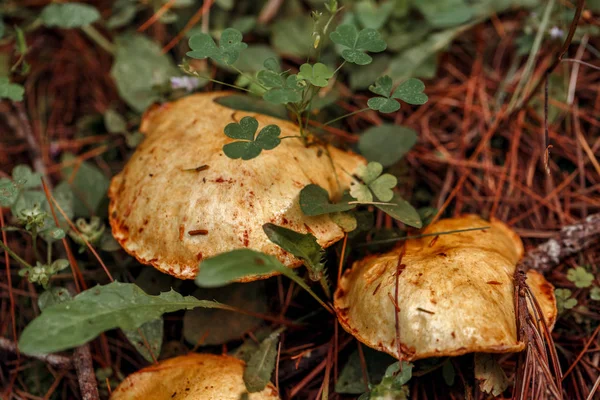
[
  {"left": 108, "top": 92, "right": 365, "bottom": 280},
  {"left": 334, "top": 215, "right": 557, "bottom": 361},
  {"left": 110, "top": 353, "right": 280, "bottom": 400}
]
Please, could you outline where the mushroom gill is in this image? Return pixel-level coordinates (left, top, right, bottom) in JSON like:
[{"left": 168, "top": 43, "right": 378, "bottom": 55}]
[
  {"left": 110, "top": 353, "right": 280, "bottom": 400},
  {"left": 108, "top": 92, "right": 365, "bottom": 280},
  {"left": 334, "top": 215, "right": 557, "bottom": 361}
]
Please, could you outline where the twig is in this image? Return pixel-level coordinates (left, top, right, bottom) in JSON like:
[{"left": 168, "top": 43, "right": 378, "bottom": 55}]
[
  {"left": 0, "top": 337, "right": 72, "bottom": 370},
  {"left": 521, "top": 213, "right": 600, "bottom": 274},
  {"left": 73, "top": 345, "right": 99, "bottom": 400},
  {"left": 12, "top": 103, "right": 48, "bottom": 183},
  {"left": 258, "top": 0, "right": 284, "bottom": 24}
]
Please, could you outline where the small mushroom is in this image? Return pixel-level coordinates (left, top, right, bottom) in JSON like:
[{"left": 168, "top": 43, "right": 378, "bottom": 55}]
[
  {"left": 110, "top": 353, "right": 280, "bottom": 400},
  {"left": 334, "top": 215, "right": 557, "bottom": 361},
  {"left": 108, "top": 92, "right": 365, "bottom": 280}
]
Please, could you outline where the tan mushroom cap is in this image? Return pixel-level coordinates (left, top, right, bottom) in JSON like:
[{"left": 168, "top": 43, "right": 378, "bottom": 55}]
[
  {"left": 110, "top": 353, "right": 280, "bottom": 400},
  {"left": 108, "top": 92, "right": 366, "bottom": 280},
  {"left": 334, "top": 215, "right": 557, "bottom": 361}
]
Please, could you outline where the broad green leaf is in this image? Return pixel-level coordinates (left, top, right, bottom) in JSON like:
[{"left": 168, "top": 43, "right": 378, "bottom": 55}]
[
  {"left": 392, "top": 78, "right": 428, "bottom": 105},
  {"left": 187, "top": 28, "right": 247, "bottom": 65},
  {"left": 263, "top": 223, "right": 325, "bottom": 280},
  {"left": 111, "top": 34, "right": 179, "bottom": 112},
  {"left": 299, "top": 184, "right": 355, "bottom": 216},
  {"left": 375, "top": 193, "right": 422, "bottom": 228},
  {"left": 107, "top": 3, "right": 138, "bottom": 29},
  {"left": 359, "top": 125, "right": 417, "bottom": 167},
  {"left": 195, "top": 249, "right": 287, "bottom": 287},
  {"left": 214, "top": 94, "right": 287, "bottom": 119},
  {"left": 123, "top": 318, "right": 163, "bottom": 363},
  {"left": 12, "top": 165, "right": 41, "bottom": 189},
  {"left": 413, "top": 0, "right": 473, "bottom": 28},
  {"left": 0, "top": 77, "right": 24, "bottom": 101},
  {"left": 0, "top": 178, "right": 19, "bottom": 207},
  {"left": 297, "top": 63, "right": 334, "bottom": 87},
  {"left": 41, "top": 3, "right": 100, "bottom": 28},
  {"left": 38, "top": 287, "right": 72, "bottom": 311},
  {"left": 355, "top": 0, "right": 395, "bottom": 30},
  {"left": 61, "top": 154, "right": 109, "bottom": 217},
  {"left": 243, "top": 332, "right": 280, "bottom": 392},
  {"left": 11, "top": 190, "right": 46, "bottom": 217},
  {"left": 229, "top": 45, "right": 279, "bottom": 72},
  {"left": 18, "top": 282, "right": 228, "bottom": 354},
  {"left": 330, "top": 25, "right": 386, "bottom": 65},
  {"left": 183, "top": 282, "right": 267, "bottom": 346},
  {"left": 474, "top": 353, "right": 508, "bottom": 396},
  {"left": 567, "top": 266, "right": 595, "bottom": 288},
  {"left": 272, "top": 16, "right": 313, "bottom": 58}
]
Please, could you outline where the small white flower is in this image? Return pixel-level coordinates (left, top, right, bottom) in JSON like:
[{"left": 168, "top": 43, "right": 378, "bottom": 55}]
[
  {"left": 170, "top": 76, "right": 200, "bottom": 92},
  {"left": 549, "top": 26, "right": 564, "bottom": 39}
]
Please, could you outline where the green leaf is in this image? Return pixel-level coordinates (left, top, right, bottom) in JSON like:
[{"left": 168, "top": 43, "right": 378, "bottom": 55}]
[
  {"left": 187, "top": 28, "right": 247, "bottom": 65},
  {"left": 0, "top": 178, "right": 19, "bottom": 207},
  {"left": 358, "top": 125, "right": 417, "bottom": 167},
  {"left": 355, "top": 0, "right": 395, "bottom": 30},
  {"left": 369, "top": 174, "right": 397, "bottom": 202},
  {"left": 228, "top": 45, "right": 279, "bottom": 73},
  {"left": 567, "top": 266, "right": 595, "bottom": 288},
  {"left": 442, "top": 360, "right": 455, "bottom": 386},
  {"left": 263, "top": 223, "right": 325, "bottom": 281},
  {"left": 111, "top": 34, "right": 179, "bottom": 112},
  {"left": 349, "top": 55, "right": 390, "bottom": 90},
  {"left": 591, "top": 287, "right": 600, "bottom": 301},
  {"left": 272, "top": 16, "right": 313, "bottom": 58},
  {"left": 474, "top": 353, "right": 508, "bottom": 397},
  {"left": 297, "top": 63, "right": 334, "bottom": 87},
  {"left": 413, "top": 0, "right": 473, "bottom": 28},
  {"left": 0, "top": 19, "right": 4, "bottom": 39},
  {"left": 103, "top": 109, "right": 127, "bottom": 134},
  {"left": 38, "top": 287, "right": 72, "bottom": 311},
  {"left": 257, "top": 70, "right": 284, "bottom": 88},
  {"left": 330, "top": 25, "right": 386, "bottom": 65},
  {"left": 18, "top": 282, "right": 228, "bottom": 354},
  {"left": 107, "top": 3, "right": 138, "bottom": 29},
  {"left": 41, "top": 3, "right": 100, "bottom": 28},
  {"left": 262, "top": 75, "right": 304, "bottom": 105},
  {"left": 375, "top": 193, "right": 422, "bottom": 228},
  {"left": 123, "top": 318, "right": 163, "bottom": 363},
  {"left": 368, "top": 361, "right": 412, "bottom": 398},
  {"left": 336, "top": 348, "right": 397, "bottom": 394},
  {"left": 222, "top": 117, "right": 281, "bottom": 160},
  {"left": 299, "top": 184, "right": 355, "bottom": 216},
  {"left": 556, "top": 288, "right": 577, "bottom": 313},
  {"left": 0, "top": 77, "right": 24, "bottom": 101},
  {"left": 12, "top": 165, "right": 41, "bottom": 189},
  {"left": 183, "top": 282, "right": 267, "bottom": 346},
  {"left": 214, "top": 94, "right": 287, "bottom": 119},
  {"left": 392, "top": 78, "right": 428, "bottom": 105},
  {"left": 330, "top": 212, "right": 358, "bottom": 233},
  {"left": 263, "top": 57, "right": 280, "bottom": 72},
  {"left": 243, "top": 332, "right": 280, "bottom": 392},
  {"left": 44, "top": 227, "right": 65, "bottom": 241},
  {"left": 60, "top": 154, "right": 109, "bottom": 217},
  {"left": 351, "top": 162, "right": 397, "bottom": 202}
]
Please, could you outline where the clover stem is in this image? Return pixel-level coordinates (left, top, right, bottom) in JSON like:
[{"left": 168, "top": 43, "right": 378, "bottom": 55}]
[
  {"left": 31, "top": 232, "right": 43, "bottom": 264},
  {"left": 81, "top": 25, "right": 115, "bottom": 55},
  {"left": 205, "top": 77, "right": 253, "bottom": 93},
  {"left": 0, "top": 241, "right": 34, "bottom": 270},
  {"left": 333, "top": 61, "right": 346, "bottom": 75},
  {"left": 322, "top": 107, "right": 369, "bottom": 126},
  {"left": 279, "top": 136, "right": 304, "bottom": 140},
  {"left": 231, "top": 65, "right": 268, "bottom": 91}
]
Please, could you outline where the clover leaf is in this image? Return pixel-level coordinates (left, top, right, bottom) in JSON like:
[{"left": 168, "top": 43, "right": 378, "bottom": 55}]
[
  {"left": 591, "top": 287, "right": 600, "bottom": 301},
  {"left": 222, "top": 116, "right": 281, "bottom": 160},
  {"left": 260, "top": 74, "right": 304, "bottom": 105},
  {"left": 297, "top": 63, "right": 334, "bottom": 87},
  {"left": 330, "top": 24, "right": 386, "bottom": 65},
  {"left": 350, "top": 162, "right": 397, "bottom": 202},
  {"left": 299, "top": 184, "right": 355, "bottom": 216},
  {"left": 187, "top": 28, "right": 247, "bottom": 65},
  {"left": 567, "top": 266, "right": 595, "bottom": 288},
  {"left": 368, "top": 76, "right": 428, "bottom": 113},
  {"left": 0, "top": 78, "right": 25, "bottom": 101},
  {"left": 555, "top": 288, "right": 577, "bottom": 313}
]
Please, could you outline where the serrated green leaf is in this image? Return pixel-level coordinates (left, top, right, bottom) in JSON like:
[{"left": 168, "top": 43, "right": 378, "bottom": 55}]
[
  {"left": 358, "top": 125, "right": 417, "bottom": 167},
  {"left": 18, "top": 282, "right": 228, "bottom": 354},
  {"left": 375, "top": 193, "right": 422, "bottom": 228},
  {"left": 297, "top": 63, "right": 334, "bottom": 87},
  {"left": 243, "top": 332, "right": 279, "bottom": 392},
  {"left": 299, "top": 184, "right": 355, "bottom": 216},
  {"left": 111, "top": 34, "right": 179, "bottom": 112},
  {"left": 263, "top": 223, "right": 325, "bottom": 280},
  {"left": 123, "top": 318, "right": 163, "bottom": 363},
  {"left": 392, "top": 78, "right": 428, "bottom": 105},
  {"left": 330, "top": 25, "right": 386, "bottom": 65},
  {"left": 187, "top": 28, "right": 247, "bottom": 65},
  {"left": 0, "top": 77, "right": 24, "bottom": 101},
  {"left": 41, "top": 2, "right": 100, "bottom": 28}
]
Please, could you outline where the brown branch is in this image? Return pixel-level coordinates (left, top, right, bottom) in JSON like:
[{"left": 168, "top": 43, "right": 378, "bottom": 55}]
[
  {"left": 0, "top": 337, "right": 72, "bottom": 370},
  {"left": 73, "top": 345, "right": 99, "bottom": 400},
  {"left": 521, "top": 213, "right": 600, "bottom": 274}
]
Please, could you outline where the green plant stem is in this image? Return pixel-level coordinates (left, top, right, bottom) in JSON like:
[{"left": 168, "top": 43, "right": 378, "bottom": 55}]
[
  {"left": 81, "top": 25, "right": 115, "bottom": 55},
  {"left": 333, "top": 61, "right": 346, "bottom": 75},
  {"left": 47, "top": 241, "right": 52, "bottom": 265},
  {"left": 231, "top": 65, "right": 268, "bottom": 91},
  {"left": 0, "top": 241, "right": 34, "bottom": 269},
  {"left": 205, "top": 77, "right": 253, "bottom": 93},
  {"left": 323, "top": 107, "right": 369, "bottom": 127},
  {"left": 31, "top": 232, "right": 43, "bottom": 263}
]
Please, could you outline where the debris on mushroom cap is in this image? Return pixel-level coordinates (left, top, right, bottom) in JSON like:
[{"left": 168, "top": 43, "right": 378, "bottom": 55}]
[
  {"left": 110, "top": 353, "right": 280, "bottom": 400},
  {"left": 334, "top": 215, "right": 557, "bottom": 361},
  {"left": 108, "top": 92, "right": 366, "bottom": 280}
]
